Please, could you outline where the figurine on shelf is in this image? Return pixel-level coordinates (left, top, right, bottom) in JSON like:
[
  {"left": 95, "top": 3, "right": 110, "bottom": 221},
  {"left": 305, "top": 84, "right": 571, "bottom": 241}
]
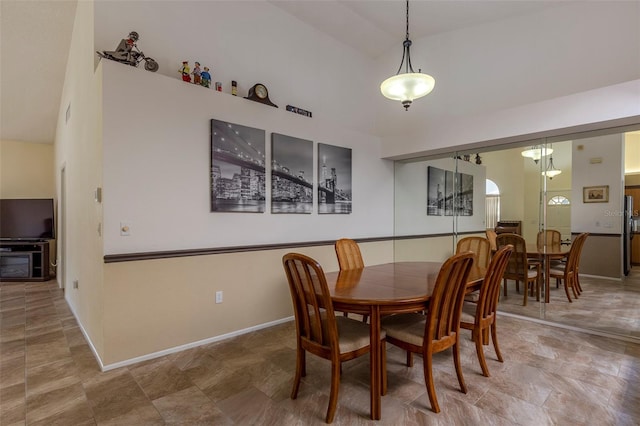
[
  {"left": 192, "top": 62, "right": 202, "bottom": 85},
  {"left": 179, "top": 61, "right": 191, "bottom": 83},
  {"left": 201, "top": 67, "right": 211, "bottom": 88},
  {"left": 96, "top": 31, "right": 159, "bottom": 72}
]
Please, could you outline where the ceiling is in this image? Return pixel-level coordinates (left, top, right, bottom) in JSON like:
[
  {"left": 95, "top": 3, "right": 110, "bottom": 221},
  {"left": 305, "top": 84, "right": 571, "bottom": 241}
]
[{"left": 0, "top": 1, "right": 568, "bottom": 144}]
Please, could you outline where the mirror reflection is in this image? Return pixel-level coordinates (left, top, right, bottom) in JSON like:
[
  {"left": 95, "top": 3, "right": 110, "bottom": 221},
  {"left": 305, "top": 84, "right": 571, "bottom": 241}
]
[{"left": 394, "top": 128, "right": 640, "bottom": 341}]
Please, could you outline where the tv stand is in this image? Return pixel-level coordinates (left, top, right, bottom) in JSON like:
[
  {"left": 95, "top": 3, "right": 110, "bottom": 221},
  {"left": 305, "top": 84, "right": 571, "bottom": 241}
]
[{"left": 0, "top": 241, "right": 50, "bottom": 282}]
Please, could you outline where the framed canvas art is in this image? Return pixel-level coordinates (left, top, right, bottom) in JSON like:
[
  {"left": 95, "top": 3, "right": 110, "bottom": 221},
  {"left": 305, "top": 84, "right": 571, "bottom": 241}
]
[
  {"left": 318, "top": 143, "right": 352, "bottom": 214},
  {"left": 271, "top": 133, "right": 313, "bottom": 214},
  {"left": 210, "top": 119, "right": 266, "bottom": 212}
]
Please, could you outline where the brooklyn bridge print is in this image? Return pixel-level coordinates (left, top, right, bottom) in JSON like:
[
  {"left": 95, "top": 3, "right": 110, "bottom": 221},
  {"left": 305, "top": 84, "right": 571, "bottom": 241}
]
[
  {"left": 210, "top": 119, "right": 266, "bottom": 213},
  {"left": 318, "top": 143, "right": 352, "bottom": 214},
  {"left": 271, "top": 133, "right": 313, "bottom": 214}
]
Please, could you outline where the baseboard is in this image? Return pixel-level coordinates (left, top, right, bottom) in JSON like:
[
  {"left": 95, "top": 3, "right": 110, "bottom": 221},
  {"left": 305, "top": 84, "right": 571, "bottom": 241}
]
[
  {"left": 65, "top": 292, "right": 294, "bottom": 372},
  {"left": 580, "top": 273, "right": 622, "bottom": 282}
]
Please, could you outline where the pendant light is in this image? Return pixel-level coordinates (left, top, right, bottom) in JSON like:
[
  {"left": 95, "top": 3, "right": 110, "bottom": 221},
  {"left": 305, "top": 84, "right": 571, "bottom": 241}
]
[
  {"left": 380, "top": 0, "right": 435, "bottom": 110},
  {"left": 521, "top": 145, "right": 552, "bottom": 163},
  {"left": 542, "top": 154, "right": 561, "bottom": 179}
]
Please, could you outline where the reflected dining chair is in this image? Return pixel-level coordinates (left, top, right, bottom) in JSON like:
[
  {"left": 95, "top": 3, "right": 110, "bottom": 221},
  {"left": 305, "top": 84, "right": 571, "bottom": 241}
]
[
  {"left": 549, "top": 233, "right": 589, "bottom": 302},
  {"left": 334, "top": 238, "right": 368, "bottom": 322},
  {"left": 456, "top": 236, "right": 491, "bottom": 270},
  {"left": 536, "top": 229, "right": 562, "bottom": 250},
  {"left": 496, "top": 233, "right": 540, "bottom": 306},
  {"left": 486, "top": 229, "right": 498, "bottom": 252},
  {"left": 381, "top": 252, "right": 474, "bottom": 413},
  {"left": 456, "top": 236, "right": 490, "bottom": 303},
  {"left": 282, "top": 253, "right": 386, "bottom": 424},
  {"left": 460, "top": 245, "right": 513, "bottom": 377}
]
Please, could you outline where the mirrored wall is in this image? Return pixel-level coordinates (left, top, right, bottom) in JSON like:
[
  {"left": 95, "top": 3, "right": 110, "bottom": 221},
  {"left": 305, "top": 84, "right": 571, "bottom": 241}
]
[{"left": 394, "top": 126, "right": 640, "bottom": 341}]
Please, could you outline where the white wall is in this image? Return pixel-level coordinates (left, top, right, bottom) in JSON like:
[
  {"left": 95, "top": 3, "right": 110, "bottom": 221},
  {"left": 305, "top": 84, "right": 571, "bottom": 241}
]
[
  {"left": 394, "top": 157, "right": 485, "bottom": 237},
  {"left": 375, "top": 1, "right": 640, "bottom": 158},
  {"left": 94, "top": 1, "right": 379, "bottom": 138},
  {"left": 101, "top": 60, "right": 394, "bottom": 254},
  {"left": 571, "top": 134, "right": 625, "bottom": 234}
]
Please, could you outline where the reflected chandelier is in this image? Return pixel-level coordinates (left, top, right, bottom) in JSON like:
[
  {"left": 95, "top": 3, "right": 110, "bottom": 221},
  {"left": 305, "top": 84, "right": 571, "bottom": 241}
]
[
  {"left": 380, "top": 0, "right": 435, "bottom": 110},
  {"left": 521, "top": 145, "right": 552, "bottom": 163},
  {"left": 542, "top": 146, "right": 561, "bottom": 179}
]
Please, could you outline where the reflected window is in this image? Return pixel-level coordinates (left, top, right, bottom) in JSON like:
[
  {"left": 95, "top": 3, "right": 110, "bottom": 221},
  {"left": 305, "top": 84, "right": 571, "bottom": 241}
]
[
  {"left": 486, "top": 179, "right": 500, "bottom": 228},
  {"left": 548, "top": 195, "right": 570, "bottom": 205}
]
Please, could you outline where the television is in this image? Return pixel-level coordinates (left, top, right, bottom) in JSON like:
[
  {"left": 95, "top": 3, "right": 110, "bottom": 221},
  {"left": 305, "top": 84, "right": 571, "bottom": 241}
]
[{"left": 0, "top": 199, "right": 55, "bottom": 240}]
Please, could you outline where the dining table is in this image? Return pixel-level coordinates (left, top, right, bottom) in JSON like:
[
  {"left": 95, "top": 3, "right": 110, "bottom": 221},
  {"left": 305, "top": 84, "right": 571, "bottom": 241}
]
[
  {"left": 324, "top": 261, "right": 485, "bottom": 421},
  {"left": 526, "top": 243, "right": 570, "bottom": 303}
]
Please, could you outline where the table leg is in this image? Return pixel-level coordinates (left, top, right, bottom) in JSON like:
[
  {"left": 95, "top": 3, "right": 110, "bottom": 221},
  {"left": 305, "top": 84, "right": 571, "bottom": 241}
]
[{"left": 369, "top": 305, "right": 381, "bottom": 420}]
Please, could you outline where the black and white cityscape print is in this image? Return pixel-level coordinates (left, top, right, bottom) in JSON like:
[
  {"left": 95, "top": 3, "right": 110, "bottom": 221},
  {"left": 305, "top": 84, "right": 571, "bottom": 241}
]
[
  {"left": 317, "top": 143, "right": 352, "bottom": 214},
  {"left": 210, "top": 119, "right": 266, "bottom": 213},
  {"left": 427, "top": 166, "right": 473, "bottom": 216},
  {"left": 271, "top": 133, "right": 313, "bottom": 214}
]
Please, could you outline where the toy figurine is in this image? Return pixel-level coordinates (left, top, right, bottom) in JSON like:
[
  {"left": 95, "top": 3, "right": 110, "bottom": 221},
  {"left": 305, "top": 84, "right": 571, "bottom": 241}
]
[
  {"left": 201, "top": 66, "right": 212, "bottom": 88},
  {"left": 192, "top": 62, "right": 202, "bottom": 85},
  {"left": 96, "top": 31, "right": 159, "bottom": 72},
  {"left": 179, "top": 61, "right": 191, "bottom": 83}
]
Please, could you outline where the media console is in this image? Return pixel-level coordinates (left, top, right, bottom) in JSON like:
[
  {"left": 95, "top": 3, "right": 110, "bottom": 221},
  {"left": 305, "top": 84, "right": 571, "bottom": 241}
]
[{"left": 0, "top": 241, "right": 51, "bottom": 282}]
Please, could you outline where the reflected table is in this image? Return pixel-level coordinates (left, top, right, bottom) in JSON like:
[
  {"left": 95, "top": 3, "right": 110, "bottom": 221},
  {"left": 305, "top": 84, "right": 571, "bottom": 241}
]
[{"left": 526, "top": 243, "right": 570, "bottom": 303}]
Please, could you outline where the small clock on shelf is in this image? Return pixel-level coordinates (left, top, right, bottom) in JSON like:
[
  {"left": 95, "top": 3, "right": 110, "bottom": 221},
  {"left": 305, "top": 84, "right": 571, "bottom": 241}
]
[{"left": 245, "top": 83, "right": 278, "bottom": 108}]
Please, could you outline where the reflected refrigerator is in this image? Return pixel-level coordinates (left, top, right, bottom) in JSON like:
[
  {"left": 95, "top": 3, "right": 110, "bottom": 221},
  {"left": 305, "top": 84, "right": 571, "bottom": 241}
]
[{"left": 624, "top": 195, "right": 634, "bottom": 276}]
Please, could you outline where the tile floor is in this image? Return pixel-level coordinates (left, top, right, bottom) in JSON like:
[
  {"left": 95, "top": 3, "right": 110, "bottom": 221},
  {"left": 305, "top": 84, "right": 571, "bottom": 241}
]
[{"left": 1, "top": 279, "right": 640, "bottom": 425}]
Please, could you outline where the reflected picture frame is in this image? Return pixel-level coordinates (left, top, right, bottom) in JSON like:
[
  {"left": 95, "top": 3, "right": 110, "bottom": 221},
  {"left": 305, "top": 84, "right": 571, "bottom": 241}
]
[{"left": 583, "top": 185, "right": 609, "bottom": 203}]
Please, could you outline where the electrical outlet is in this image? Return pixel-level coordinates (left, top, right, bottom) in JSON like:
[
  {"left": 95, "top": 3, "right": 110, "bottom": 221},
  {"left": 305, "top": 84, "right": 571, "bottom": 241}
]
[
  {"left": 215, "top": 291, "right": 223, "bottom": 304},
  {"left": 73, "top": 280, "right": 79, "bottom": 289}
]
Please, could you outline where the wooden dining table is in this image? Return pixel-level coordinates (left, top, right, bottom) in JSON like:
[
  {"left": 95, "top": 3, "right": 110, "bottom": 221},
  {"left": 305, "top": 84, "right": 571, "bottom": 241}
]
[
  {"left": 526, "top": 243, "right": 570, "bottom": 303},
  {"left": 324, "top": 261, "right": 485, "bottom": 421}
]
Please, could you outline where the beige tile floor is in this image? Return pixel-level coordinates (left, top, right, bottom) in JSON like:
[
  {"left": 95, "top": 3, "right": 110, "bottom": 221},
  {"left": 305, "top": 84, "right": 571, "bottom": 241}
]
[
  {"left": 498, "top": 268, "right": 640, "bottom": 339},
  {"left": 1, "top": 279, "right": 640, "bottom": 425}
]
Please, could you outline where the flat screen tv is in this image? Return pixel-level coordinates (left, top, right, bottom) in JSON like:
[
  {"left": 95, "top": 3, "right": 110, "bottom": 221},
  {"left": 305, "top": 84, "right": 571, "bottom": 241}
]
[{"left": 0, "top": 199, "right": 55, "bottom": 240}]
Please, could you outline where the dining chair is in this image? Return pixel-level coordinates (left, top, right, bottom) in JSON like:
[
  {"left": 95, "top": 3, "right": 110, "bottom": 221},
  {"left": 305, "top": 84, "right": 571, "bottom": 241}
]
[
  {"left": 536, "top": 229, "right": 562, "bottom": 250},
  {"left": 460, "top": 245, "right": 513, "bottom": 377},
  {"left": 496, "top": 233, "right": 540, "bottom": 306},
  {"left": 486, "top": 229, "right": 498, "bottom": 252},
  {"left": 282, "top": 253, "right": 386, "bottom": 423},
  {"left": 334, "top": 238, "right": 364, "bottom": 270},
  {"left": 549, "top": 233, "right": 588, "bottom": 302},
  {"left": 456, "top": 236, "right": 491, "bottom": 269},
  {"left": 334, "top": 238, "right": 368, "bottom": 322},
  {"left": 380, "top": 252, "right": 474, "bottom": 413}
]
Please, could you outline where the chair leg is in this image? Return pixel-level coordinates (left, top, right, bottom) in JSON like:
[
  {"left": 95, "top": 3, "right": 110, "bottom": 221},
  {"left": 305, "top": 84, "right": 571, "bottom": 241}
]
[
  {"left": 291, "top": 348, "right": 304, "bottom": 399},
  {"left": 491, "top": 321, "right": 504, "bottom": 362},
  {"left": 453, "top": 340, "right": 467, "bottom": 394},
  {"left": 503, "top": 278, "right": 508, "bottom": 297},
  {"left": 474, "top": 329, "right": 490, "bottom": 377},
  {"left": 326, "top": 359, "right": 341, "bottom": 423},
  {"left": 406, "top": 351, "right": 414, "bottom": 367},
  {"left": 570, "top": 275, "right": 579, "bottom": 299},
  {"left": 522, "top": 282, "right": 528, "bottom": 306},
  {"left": 562, "top": 277, "right": 573, "bottom": 303},
  {"left": 362, "top": 314, "right": 369, "bottom": 323},
  {"left": 575, "top": 272, "right": 583, "bottom": 294},
  {"left": 423, "top": 351, "right": 440, "bottom": 413}
]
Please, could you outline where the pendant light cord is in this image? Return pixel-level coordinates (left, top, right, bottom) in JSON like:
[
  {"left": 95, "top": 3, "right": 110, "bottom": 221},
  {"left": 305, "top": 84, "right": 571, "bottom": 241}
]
[
  {"left": 397, "top": 0, "right": 414, "bottom": 75},
  {"left": 406, "top": 0, "right": 410, "bottom": 40}
]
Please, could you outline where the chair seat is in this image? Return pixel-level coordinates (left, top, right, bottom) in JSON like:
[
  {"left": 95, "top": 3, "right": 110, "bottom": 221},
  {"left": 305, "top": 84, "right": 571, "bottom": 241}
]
[
  {"left": 464, "top": 292, "right": 479, "bottom": 303},
  {"left": 460, "top": 303, "right": 476, "bottom": 324},
  {"left": 381, "top": 313, "right": 425, "bottom": 347},
  {"left": 334, "top": 316, "right": 385, "bottom": 353},
  {"left": 548, "top": 267, "right": 565, "bottom": 276}
]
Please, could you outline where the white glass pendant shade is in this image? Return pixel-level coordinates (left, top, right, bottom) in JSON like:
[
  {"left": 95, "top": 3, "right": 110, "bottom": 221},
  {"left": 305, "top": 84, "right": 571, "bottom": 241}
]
[
  {"left": 541, "top": 156, "right": 561, "bottom": 179},
  {"left": 521, "top": 146, "right": 552, "bottom": 161},
  {"left": 380, "top": 73, "right": 435, "bottom": 106}
]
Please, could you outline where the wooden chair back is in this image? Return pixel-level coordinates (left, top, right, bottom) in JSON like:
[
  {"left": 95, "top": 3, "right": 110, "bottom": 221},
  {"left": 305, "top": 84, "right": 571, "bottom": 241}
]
[
  {"left": 496, "top": 233, "right": 529, "bottom": 279},
  {"left": 283, "top": 253, "right": 338, "bottom": 354},
  {"left": 456, "top": 236, "right": 491, "bottom": 269},
  {"left": 475, "top": 245, "right": 513, "bottom": 322},
  {"left": 537, "top": 229, "right": 562, "bottom": 249},
  {"left": 486, "top": 229, "right": 498, "bottom": 251},
  {"left": 335, "top": 238, "right": 364, "bottom": 270},
  {"left": 425, "top": 252, "right": 475, "bottom": 344},
  {"left": 566, "top": 233, "right": 588, "bottom": 276}
]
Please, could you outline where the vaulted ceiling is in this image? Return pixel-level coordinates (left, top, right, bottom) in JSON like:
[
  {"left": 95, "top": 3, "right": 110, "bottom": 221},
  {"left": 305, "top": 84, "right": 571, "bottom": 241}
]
[{"left": 0, "top": 0, "right": 597, "bottom": 145}]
